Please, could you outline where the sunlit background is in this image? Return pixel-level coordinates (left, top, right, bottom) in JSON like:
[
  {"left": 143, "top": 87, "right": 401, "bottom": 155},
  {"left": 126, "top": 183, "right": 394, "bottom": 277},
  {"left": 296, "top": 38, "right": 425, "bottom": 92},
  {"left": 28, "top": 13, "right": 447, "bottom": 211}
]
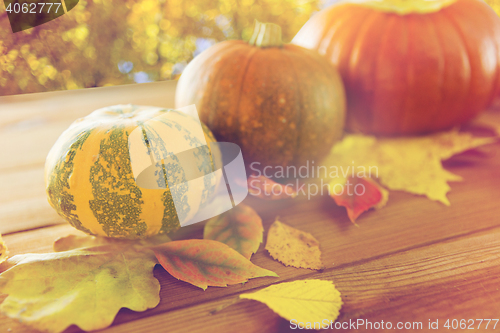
[
  {"left": 0, "top": 0, "right": 499, "bottom": 96},
  {"left": 0, "top": 0, "right": 341, "bottom": 96}
]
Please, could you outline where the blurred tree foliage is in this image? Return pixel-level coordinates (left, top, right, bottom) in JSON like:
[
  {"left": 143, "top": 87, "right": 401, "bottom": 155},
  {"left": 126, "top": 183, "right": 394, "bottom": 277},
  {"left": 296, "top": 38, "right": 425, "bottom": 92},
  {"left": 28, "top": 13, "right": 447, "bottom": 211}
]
[
  {"left": 485, "top": 0, "right": 500, "bottom": 16},
  {"left": 0, "top": 0, "right": 321, "bottom": 96}
]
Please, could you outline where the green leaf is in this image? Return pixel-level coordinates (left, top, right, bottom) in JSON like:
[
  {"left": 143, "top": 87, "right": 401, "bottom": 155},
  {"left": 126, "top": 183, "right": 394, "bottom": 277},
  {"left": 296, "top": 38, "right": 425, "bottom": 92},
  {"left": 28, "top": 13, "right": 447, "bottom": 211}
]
[
  {"left": 204, "top": 204, "right": 263, "bottom": 259},
  {"left": 0, "top": 242, "right": 160, "bottom": 333},
  {"left": 154, "top": 239, "right": 278, "bottom": 290},
  {"left": 240, "top": 280, "right": 342, "bottom": 324}
]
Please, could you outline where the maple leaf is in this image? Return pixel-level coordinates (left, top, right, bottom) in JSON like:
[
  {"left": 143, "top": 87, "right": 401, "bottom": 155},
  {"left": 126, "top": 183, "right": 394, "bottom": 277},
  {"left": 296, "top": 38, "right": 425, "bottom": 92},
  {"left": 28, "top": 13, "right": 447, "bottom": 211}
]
[
  {"left": 247, "top": 175, "right": 298, "bottom": 200},
  {"left": 153, "top": 239, "right": 278, "bottom": 290},
  {"left": 204, "top": 204, "right": 263, "bottom": 259},
  {"left": 265, "top": 220, "right": 324, "bottom": 270},
  {"left": 330, "top": 176, "right": 389, "bottom": 223},
  {"left": 321, "top": 129, "right": 497, "bottom": 205},
  {"left": 0, "top": 241, "right": 160, "bottom": 333},
  {"left": 240, "top": 280, "right": 342, "bottom": 324}
]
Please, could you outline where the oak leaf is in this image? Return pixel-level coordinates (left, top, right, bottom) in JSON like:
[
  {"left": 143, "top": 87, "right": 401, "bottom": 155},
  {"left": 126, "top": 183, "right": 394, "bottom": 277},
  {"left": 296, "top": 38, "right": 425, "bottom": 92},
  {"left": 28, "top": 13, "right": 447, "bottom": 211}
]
[
  {"left": 240, "top": 280, "right": 342, "bottom": 324},
  {"left": 204, "top": 204, "right": 263, "bottom": 259},
  {"left": 153, "top": 239, "right": 278, "bottom": 290},
  {"left": 330, "top": 176, "right": 389, "bottom": 223},
  {"left": 0, "top": 240, "right": 160, "bottom": 333},
  {"left": 247, "top": 175, "right": 297, "bottom": 200},
  {"left": 321, "top": 129, "right": 497, "bottom": 205},
  {"left": 265, "top": 220, "right": 324, "bottom": 270}
]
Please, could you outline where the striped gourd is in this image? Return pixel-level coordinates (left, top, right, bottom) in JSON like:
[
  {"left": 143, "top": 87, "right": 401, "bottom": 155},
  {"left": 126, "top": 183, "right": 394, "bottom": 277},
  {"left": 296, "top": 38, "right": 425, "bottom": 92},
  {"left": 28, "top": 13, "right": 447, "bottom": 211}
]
[{"left": 45, "top": 105, "right": 220, "bottom": 239}]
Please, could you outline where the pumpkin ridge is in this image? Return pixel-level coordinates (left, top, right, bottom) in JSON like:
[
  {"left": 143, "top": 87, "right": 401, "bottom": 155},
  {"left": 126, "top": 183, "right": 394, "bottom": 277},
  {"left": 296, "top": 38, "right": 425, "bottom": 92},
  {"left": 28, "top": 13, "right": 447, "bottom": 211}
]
[
  {"left": 142, "top": 121, "right": 188, "bottom": 226},
  {"left": 137, "top": 122, "right": 178, "bottom": 235},
  {"left": 321, "top": 6, "right": 360, "bottom": 58},
  {"left": 472, "top": 0, "right": 500, "bottom": 109},
  {"left": 429, "top": 10, "right": 470, "bottom": 130},
  {"left": 440, "top": 9, "right": 475, "bottom": 125},
  {"left": 426, "top": 14, "right": 448, "bottom": 131},
  {"left": 348, "top": 10, "right": 384, "bottom": 132},
  {"left": 234, "top": 46, "right": 259, "bottom": 164},
  {"left": 89, "top": 127, "right": 148, "bottom": 238},
  {"left": 205, "top": 42, "right": 247, "bottom": 133},
  {"left": 401, "top": 16, "right": 418, "bottom": 133},
  {"left": 372, "top": 14, "right": 396, "bottom": 133},
  {"left": 280, "top": 47, "right": 305, "bottom": 167},
  {"left": 47, "top": 130, "right": 94, "bottom": 236}
]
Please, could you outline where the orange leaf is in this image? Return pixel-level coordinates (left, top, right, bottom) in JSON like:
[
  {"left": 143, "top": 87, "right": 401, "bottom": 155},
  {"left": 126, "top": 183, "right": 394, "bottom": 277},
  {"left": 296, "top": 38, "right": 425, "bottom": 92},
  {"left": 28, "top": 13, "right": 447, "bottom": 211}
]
[
  {"left": 247, "top": 175, "right": 297, "bottom": 200},
  {"left": 330, "top": 176, "right": 388, "bottom": 223},
  {"left": 153, "top": 239, "right": 278, "bottom": 290},
  {"left": 204, "top": 204, "right": 263, "bottom": 259}
]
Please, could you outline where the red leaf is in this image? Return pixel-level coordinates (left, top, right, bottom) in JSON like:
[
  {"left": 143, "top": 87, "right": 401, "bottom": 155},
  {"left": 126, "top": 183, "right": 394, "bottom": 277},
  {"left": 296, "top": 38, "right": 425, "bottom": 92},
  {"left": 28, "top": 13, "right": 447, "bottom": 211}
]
[
  {"left": 330, "top": 176, "right": 388, "bottom": 223},
  {"left": 247, "top": 175, "right": 297, "bottom": 200},
  {"left": 153, "top": 239, "right": 278, "bottom": 290},
  {"left": 204, "top": 204, "right": 263, "bottom": 259}
]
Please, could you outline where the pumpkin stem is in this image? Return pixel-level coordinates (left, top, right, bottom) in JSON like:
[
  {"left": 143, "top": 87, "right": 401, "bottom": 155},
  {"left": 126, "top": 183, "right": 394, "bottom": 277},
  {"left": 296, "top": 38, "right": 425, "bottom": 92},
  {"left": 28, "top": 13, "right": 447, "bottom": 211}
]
[{"left": 248, "top": 20, "right": 283, "bottom": 48}]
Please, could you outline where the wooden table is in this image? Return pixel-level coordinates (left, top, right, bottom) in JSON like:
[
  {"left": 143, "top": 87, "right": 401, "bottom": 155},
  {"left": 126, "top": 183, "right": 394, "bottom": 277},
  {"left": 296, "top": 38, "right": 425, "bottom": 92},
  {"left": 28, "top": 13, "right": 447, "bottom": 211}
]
[{"left": 1, "top": 81, "right": 500, "bottom": 333}]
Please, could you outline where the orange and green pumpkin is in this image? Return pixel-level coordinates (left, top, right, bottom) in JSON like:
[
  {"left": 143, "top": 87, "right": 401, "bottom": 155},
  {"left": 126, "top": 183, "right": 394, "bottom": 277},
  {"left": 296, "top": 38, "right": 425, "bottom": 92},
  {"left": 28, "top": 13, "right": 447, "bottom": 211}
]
[
  {"left": 176, "top": 21, "right": 346, "bottom": 170},
  {"left": 45, "top": 105, "right": 220, "bottom": 239},
  {"left": 292, "top": 0, "right": 500, "bottom": 135}
]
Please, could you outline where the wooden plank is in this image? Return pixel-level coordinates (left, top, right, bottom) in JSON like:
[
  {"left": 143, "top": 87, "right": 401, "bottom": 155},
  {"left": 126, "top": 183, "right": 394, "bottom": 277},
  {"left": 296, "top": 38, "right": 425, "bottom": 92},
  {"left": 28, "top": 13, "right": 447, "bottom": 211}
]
[
  {"left": 0, "top": 85, "right": 499, "bottom": 333},
  {"left": 0, "top": 81, "right": 177, "bottom": 171},
  {"left": 0, "top": 197, "right": 499, "bottom": 333},
  {"left": 52, "top": 225, "right": 500, "bottom": 333}
]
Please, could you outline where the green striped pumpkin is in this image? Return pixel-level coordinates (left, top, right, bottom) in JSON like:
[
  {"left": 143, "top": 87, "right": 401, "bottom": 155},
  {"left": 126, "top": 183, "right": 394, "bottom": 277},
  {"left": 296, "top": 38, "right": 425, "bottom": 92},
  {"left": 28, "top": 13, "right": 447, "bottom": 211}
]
[{"left": 45, "top": 105, "right": 220, "bottom": 239}]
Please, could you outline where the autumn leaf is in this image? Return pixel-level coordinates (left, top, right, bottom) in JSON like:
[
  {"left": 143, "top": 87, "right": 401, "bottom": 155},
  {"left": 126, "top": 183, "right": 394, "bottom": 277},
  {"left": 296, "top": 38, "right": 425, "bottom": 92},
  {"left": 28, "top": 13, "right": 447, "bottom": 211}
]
[
  {"left": 330, "top": 176, "right": 389, "bottom": 223},
  {"left": 265, "top": 220, "right": 324, "bottom": 270},
  {"left": 153, "top": 239, "right": 278, "bottom": 290},
  {"left": 0, "top": 242, "right": 160, "bottom": 333},
  {"left": 240, "top": 280, "right": 342, "bottom": 324},
  {"left": 321, "top": 129, "right": 497, "bottom": 205},
  {"left": 204, "top": 204, "right": 263, "bottom": 259},
  {"left": 247, "top": 175, "right": 298, "bottom": 200}
]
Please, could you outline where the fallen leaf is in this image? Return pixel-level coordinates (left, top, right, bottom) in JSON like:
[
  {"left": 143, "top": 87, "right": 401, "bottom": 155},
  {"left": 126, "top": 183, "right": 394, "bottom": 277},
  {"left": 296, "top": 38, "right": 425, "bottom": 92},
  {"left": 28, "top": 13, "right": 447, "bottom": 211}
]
[
  {"left": 153, "top": 239, "right": 278, "bottom": 290},
  {"left": 0, "top": 243, "right": 160, "bottom": 333},
  {"left": 330, "top": 176, "right": 388, "bottom": 223},
  {"left": 248, "top": 175, "right": 297, "bottom": 200},
  {"left": 204, "top": 204, "right": 263, "bottom": 259},
  {"left": 240, "top": 280, "right": 342, "bottom": 324},
  {"left": 321, "top": 129, "right": 497, "bottom": 205},
  {"left": 265, "top": 220, "right": 324, "bottom": 270}
]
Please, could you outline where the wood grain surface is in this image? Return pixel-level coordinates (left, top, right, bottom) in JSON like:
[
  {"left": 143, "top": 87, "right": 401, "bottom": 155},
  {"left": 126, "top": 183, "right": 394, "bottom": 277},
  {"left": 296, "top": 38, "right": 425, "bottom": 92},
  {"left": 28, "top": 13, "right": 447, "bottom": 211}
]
[{"left": 0, "top": 81, "right": 499, "bottom": 333}]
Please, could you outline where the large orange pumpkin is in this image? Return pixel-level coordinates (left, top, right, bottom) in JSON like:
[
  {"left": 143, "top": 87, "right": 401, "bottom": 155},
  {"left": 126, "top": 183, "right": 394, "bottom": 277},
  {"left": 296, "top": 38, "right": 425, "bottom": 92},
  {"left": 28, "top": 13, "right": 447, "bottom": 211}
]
[
  {"left": 292, "top": 0, "right": 500, "bottom": 135},
  {"left": 176, "top": 21, "right": 346, "bottom": 170}
]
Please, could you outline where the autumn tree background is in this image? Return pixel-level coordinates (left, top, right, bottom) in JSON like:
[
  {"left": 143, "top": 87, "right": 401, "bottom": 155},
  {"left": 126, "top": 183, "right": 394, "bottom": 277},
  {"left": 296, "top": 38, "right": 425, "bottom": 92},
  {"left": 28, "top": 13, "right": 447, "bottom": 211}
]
[{"left": 0, "top": 0, "right": 329, "bottom": 96}]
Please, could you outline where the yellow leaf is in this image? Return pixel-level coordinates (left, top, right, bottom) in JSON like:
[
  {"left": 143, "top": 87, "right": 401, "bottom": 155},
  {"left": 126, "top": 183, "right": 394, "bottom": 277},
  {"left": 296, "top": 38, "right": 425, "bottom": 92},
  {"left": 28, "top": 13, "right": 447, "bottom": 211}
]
[
  {"left": 240, "top": 279, "right": 342, "bottom": 325},
  {"left": 265, "top": 220, "right": 324, "bottom": 270},
  {"left": 322, "top": 129, "right": 497, "bottom": 205},
  {"left": 0, "top": 240, "right": 160, "bottom": 333}
]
